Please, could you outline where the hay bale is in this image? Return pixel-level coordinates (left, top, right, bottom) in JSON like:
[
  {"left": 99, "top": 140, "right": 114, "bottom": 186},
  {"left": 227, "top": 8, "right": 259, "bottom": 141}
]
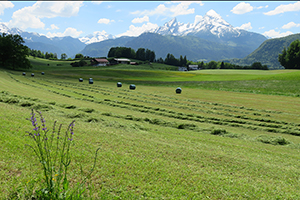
[
  {"left": 117, "top": 82, "right": 122, "bottom": 87},
  {"left": 130, "top": 84, "right": 136, "bottom": 90},
  {"left": 176, "top": 87, "right": 182, "bottom": 94}
]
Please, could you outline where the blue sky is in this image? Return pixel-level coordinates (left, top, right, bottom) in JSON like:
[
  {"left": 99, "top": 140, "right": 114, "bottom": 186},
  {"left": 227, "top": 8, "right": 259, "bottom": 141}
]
[{"left": 0, "top": 1, "right": 299, "bottom": 39}]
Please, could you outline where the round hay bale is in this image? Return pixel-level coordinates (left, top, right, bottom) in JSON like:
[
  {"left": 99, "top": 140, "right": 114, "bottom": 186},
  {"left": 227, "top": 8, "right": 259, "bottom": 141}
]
[
  {"left": 89, "top": 78, "right": 93, "bottom": 84},
  {"left": 41, "top": 72, "right": 45, "bottom": 75},
  {"left": 176, "top": 87, "right": 182, "bottom": 94},
  {"left": 22, "top": 72, "right": 26, "bottom": 76},
  {"left": 79, "top": 78, "right": 83, "bottom": 82},
  {"left": 31, "top": 73, "right": 34, "bottom": 77},
  {"left": 117, "top": 82, "right": 122, "bottom": 87},
  {"left": 129, "top": 84, "right": 136, "bottom": 90}
]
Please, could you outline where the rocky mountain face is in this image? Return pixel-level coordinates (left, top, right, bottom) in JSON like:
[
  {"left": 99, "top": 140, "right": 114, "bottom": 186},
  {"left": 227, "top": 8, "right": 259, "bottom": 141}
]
[{"left": 148, "top": 9, "right": 267, "bottom": 50}]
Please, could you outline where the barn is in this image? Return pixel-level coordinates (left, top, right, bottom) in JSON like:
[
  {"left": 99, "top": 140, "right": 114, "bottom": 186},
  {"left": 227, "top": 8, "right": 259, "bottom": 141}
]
[{"left": 90, "top": 58, "right": 110, "bottom": 66}]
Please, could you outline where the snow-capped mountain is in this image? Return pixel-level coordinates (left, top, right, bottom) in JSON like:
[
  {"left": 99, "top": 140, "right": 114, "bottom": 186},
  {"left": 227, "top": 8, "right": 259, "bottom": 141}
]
[
  {"left": 149, "top": 9, "right": 242, "bottom": 38},
  {"left": 79, "top": 31, "right": 115, "bottom": 44}
]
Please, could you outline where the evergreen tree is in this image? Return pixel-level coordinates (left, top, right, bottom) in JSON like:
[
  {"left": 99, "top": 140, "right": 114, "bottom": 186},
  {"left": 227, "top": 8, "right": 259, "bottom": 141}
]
[{"left": 220, "top": 61, "right": 225, "bottom": 69}]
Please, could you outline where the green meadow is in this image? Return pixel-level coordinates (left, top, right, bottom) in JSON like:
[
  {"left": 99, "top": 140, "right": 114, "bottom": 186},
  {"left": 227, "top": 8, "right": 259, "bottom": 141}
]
[{"left": 1, "top": 57, "right": 300, "bottom": 199}]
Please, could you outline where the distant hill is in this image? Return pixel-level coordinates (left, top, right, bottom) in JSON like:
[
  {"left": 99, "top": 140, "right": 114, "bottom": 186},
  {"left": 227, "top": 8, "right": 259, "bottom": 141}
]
[{"left": 222, "top": 33, "right": 300, "bottom": 69}]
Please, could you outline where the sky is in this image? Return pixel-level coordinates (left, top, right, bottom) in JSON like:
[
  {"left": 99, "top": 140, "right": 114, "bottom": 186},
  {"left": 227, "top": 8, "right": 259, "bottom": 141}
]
[{"left": 0, "top": 1, "right": 299, "bottom": 39}]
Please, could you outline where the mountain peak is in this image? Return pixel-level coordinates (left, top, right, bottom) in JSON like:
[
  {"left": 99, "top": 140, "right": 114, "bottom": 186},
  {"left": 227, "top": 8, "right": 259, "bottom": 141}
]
[
  {"left": 165, "top": 17, "right": 177, "bottom": 27},
  {"left": 205, "top": 9, "right": 222, "bottom": 19}
]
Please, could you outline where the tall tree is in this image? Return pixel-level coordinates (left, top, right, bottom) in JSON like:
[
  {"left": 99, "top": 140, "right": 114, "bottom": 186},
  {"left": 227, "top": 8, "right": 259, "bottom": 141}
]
[
  {"left": 0, "top": 33, "right": 32, "bottom": 70},
  {"left": 278, "top": 39, "right": 300, "bottom": 69},
  {"left": 136, "top": 48, "right": 146, "bottom": 61}
]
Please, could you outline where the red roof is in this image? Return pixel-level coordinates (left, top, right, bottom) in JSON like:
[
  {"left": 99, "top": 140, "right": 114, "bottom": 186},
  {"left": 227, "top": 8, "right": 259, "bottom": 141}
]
[{"left": 94, "top": 58, "right": 109, "bottom": 63}]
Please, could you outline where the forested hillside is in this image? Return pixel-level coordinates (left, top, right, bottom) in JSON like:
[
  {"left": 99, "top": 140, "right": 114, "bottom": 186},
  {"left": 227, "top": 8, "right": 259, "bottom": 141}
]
[{"left": 223, "top": 33, "right": 300, "bottom": 69}]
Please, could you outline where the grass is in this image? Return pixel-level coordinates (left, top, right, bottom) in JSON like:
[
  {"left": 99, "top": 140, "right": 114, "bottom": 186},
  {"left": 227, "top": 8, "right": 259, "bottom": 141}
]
[{"left": 1, "top": 58, "right": 300, "bottom": 198}]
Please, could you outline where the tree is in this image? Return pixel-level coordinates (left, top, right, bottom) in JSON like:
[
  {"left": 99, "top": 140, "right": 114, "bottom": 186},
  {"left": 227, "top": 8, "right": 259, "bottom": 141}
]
[
  {"left": 220, "top": 61, "right": 225, "bottom": 69},
  {"left": 207, "top": 60, "right": 218, "bottom": 69},
  {"left": 136, "top": 48, "right": 146, "bottom": 61},
  {"left": 148, "top": 50, "right": 155, "bottom": 62},
  {"left": 61, "top": 53, "right": 68, "bottom": 60},
  {"left": 278, "top": 39, "right": 300, "bottom": 69},
  {"left": 108, "top": 47, "right": 117, "bottom": 58},
  {"left": 75, "top": 53, "right": 84, "bottom": 59},
  {"left": 0, "top": 33, "right": 32, "bottom": 70},
  {"left": 251, "top": 62, "right": 268, "bottom": 70}
]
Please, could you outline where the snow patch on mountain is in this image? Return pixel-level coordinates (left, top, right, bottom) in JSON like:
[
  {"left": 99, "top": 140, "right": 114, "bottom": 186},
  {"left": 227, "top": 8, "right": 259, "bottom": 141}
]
[
  {"left": 79, "top": 31, "right": 115, "bottom": 44},
  {"left": 148, "top": 9, "right": 242, "bottom": 38}
]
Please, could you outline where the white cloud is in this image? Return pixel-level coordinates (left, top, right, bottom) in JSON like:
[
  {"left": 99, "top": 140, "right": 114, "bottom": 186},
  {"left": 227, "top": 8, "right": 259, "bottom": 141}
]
[
  {"left": 231, "top": 2, "right": 253, "bottom": 14},
  {"left": 117, "top": 22, "right": 159, "bottom": 37},
  {"left": 46, "top": 24, "right": 59, "bottom": 30},
  {"left": 131, "top": 1, "right": 203, "bottom": 17},
  {"left": 236, "top": 22, "right": 252, "bottom": 30},
  {"left": 97, "top": 18, "right": 115, "bottom": 24},
  {"left": 8, "top": 1, "right": 83, "bottom": 30},
  {"left": 264, "top": 1, "right": 300, "bottom": 16},
  {"left": 259, "top": 27, "right": 265, "bottom": 30},
  {"left": 0, "top": 1, "right": 14, "bottom": 15},
  {"left": 46, "top": 27, "right": 83, "bottom": 38},
  {"left": 282, "top": 22, "right": 300, "bottom": 29},
  {"left": 91, "top": 1, "right": 103, "bottom": 5},
  {"left": 256, "top": 5, "right": 269, "bottom": 10},
  {"left": 132, "top": 16, "right": 149, "bottom": 23},
  {"left": 263, "top": 29, "right": 293, "bottom": 38}
]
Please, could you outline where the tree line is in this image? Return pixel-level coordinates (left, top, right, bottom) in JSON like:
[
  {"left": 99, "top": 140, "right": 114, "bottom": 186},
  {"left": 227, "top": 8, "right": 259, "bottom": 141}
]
[
  {"left": 108, "top": 47, "right": 156, "bottom": 62},
  {"left": 1, "top": 33, "right": 299, "bottom": 71}
]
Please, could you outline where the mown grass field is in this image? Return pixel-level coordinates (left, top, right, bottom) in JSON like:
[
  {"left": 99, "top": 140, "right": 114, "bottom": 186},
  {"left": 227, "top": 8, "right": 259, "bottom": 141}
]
[{"left": 1, "top": 57, "right": 300, "bottom": 199}]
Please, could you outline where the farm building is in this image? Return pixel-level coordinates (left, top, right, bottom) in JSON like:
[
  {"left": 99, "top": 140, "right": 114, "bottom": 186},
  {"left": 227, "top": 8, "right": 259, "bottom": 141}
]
[
  {"left": 90, "top": 58, "right": 109, "bottom": 66},
  {"left": 188, "top": 65, "right": 199, "bottom": 70},
  {"left": 114, "top": 58, "right": 131, "bottom": 64},
  {"left": 178, "top": 67, "right": 188, "bottom": 71}
]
